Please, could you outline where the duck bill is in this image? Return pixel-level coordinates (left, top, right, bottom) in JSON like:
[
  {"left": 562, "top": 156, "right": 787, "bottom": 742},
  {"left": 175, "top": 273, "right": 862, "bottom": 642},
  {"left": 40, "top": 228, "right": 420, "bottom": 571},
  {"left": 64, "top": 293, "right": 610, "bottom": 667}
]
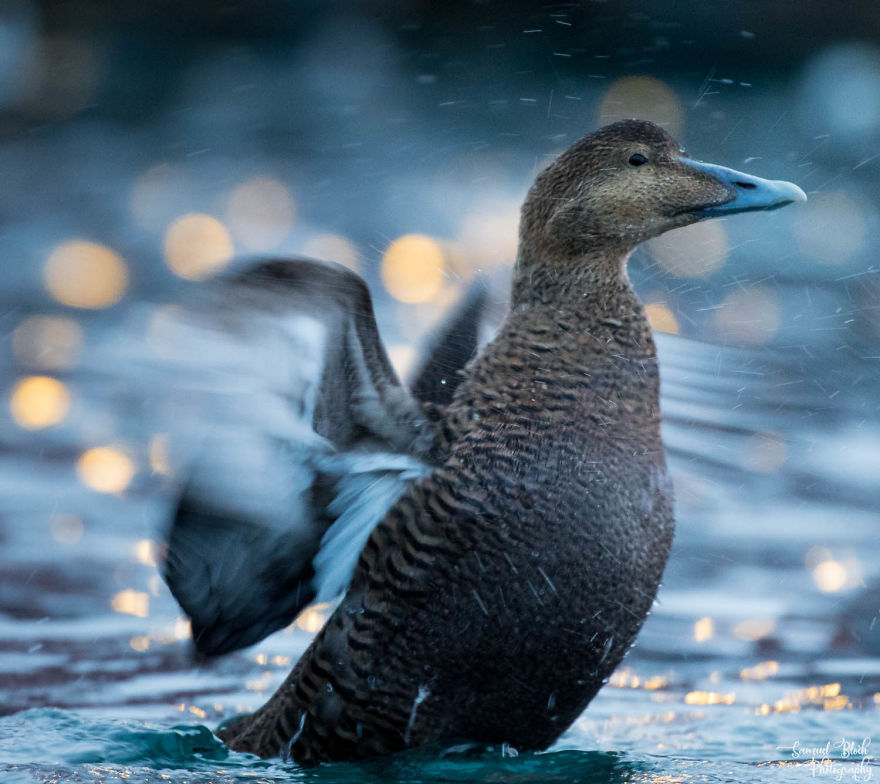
[{"left": 680, "top": 158, "right": 807, "bottom": 216}]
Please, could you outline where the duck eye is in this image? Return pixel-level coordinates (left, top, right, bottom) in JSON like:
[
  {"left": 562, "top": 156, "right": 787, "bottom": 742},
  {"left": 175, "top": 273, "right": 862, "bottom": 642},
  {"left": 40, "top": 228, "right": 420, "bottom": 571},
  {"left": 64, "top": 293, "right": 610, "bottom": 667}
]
[{"left": 628, "top": 153, "right": 648, "bottom": 167}]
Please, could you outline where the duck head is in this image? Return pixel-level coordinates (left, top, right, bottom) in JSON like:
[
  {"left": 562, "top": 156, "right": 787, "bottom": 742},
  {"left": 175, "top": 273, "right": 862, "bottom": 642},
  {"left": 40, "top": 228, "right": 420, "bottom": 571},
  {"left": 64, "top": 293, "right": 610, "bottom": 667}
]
[{"left": 518, "top": 119, "right": 806, "bottom": 274}]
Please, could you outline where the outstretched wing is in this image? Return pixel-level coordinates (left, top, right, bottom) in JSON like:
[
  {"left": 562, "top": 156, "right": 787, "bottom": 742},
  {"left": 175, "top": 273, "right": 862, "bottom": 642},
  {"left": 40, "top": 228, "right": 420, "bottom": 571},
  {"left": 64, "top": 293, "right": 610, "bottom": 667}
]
[{"left": 159, "top": 259, "right": 436, "bottom": 657}]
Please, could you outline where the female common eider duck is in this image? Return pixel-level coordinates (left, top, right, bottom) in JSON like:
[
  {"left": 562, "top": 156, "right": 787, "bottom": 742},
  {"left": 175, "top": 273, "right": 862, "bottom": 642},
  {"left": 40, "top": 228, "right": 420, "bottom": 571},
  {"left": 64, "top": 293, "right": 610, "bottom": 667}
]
[{"left": 159, "top": 119, "right": 805, "bottom": 763}]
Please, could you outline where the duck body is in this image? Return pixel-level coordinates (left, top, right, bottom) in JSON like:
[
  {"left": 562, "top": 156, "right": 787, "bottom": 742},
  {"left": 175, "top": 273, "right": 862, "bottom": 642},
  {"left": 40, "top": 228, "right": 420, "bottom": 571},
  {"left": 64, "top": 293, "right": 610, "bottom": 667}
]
[
  {"left": 161, "top": 119, "right": 805, "bottom": 763},
  {"left": 225, "top": 275, "right": 672, "bottom": 761}
]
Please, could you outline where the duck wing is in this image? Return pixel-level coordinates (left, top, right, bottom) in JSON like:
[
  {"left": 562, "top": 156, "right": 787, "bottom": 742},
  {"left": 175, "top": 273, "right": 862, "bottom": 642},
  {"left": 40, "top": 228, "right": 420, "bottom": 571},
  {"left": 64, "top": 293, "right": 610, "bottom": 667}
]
[
  {"left": 160, "top": 259, "right": 438, "bottom": 657},
  {"left": 306, "top": 278, "right": 489, "bottom": 606}
]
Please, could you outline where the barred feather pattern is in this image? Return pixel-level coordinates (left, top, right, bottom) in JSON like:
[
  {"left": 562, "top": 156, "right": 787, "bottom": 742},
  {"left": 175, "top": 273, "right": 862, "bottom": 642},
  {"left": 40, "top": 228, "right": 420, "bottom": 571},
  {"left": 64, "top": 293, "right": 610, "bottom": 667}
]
[{"left": 218, "top": 274, "right": 675, "bottom": 762}]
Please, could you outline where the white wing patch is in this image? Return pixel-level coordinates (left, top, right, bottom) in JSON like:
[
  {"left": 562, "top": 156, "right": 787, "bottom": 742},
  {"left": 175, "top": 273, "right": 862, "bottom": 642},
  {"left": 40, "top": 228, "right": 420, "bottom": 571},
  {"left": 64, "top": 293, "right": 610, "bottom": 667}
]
[
  {"left": 312, "top": 452, "right": 432, "bottom": 602},
  {"left": 159, "top": 307, "right": 331, "bottom": 531}
]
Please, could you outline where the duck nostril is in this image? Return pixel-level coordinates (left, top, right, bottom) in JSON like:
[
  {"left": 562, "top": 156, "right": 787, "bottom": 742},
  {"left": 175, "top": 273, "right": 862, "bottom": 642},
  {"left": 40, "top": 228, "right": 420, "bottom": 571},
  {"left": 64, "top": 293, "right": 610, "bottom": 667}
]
[{"left": 734, "top": 181, "right": 757, "bottom": 190}]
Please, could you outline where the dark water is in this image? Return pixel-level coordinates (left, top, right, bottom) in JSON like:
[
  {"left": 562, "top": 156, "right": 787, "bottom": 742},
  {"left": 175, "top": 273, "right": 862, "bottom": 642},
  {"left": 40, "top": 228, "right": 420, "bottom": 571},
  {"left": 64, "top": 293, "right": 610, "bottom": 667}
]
[{"left": 1, "top": 328, "right": 878, "bottom": 784}]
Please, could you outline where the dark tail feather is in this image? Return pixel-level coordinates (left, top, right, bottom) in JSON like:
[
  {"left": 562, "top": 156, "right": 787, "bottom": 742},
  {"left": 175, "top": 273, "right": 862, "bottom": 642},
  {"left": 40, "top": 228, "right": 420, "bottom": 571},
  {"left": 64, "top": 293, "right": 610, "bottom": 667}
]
[{"left": 410, "top": 278, "right": 488, "bottom": 406}]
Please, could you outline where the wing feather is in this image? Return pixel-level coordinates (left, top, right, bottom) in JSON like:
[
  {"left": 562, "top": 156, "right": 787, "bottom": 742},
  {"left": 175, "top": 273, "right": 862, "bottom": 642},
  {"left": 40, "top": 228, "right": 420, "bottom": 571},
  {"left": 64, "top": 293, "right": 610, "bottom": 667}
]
[{"left": 159, "top": 259, "right": 433, "bottom": 656}]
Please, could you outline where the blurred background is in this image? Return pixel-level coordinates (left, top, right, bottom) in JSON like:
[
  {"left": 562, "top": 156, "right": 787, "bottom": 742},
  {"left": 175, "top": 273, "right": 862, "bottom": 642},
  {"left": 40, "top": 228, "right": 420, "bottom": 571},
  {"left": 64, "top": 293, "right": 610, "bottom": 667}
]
[{"left": 0, "top": 2, "right": 878, "bottom": 782}]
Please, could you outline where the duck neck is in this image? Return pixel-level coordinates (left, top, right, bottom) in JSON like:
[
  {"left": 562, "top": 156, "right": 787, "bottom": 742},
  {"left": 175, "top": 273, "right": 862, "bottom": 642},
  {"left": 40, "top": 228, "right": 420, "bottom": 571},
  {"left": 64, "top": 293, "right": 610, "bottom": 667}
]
[
  {"left": 509, "top": 240, "right": 655, "bottom": 359},
  {"left": 513, "top": 240, "right": 633, "bottom": 310},
  {"left": 446, "top": 239, "right": 661, "bottom": 460}
]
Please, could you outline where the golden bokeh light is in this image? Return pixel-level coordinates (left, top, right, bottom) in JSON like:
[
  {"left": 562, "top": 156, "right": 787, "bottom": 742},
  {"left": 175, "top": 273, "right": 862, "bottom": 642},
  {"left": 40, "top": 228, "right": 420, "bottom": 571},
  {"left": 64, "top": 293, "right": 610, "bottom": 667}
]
[
  {"left": 149, "top": 433, "right": 171, "bottom": 476},
  {"left": 12, "top": 316, "right": 83, "bottom": 370},
  {"left": 759, "top": 683, "right": 846, "bottom": 715},
  {"left": 296, "top": 602, "right": 331, "bottom": 633},
  {"left": 740, "top": 660, "right": 779, "bottom": 680},
  {"left": 49, "top": 514, "right": 83, "bottom": 545},
  {"left": 609, "top": 668, "right": 641, "bottom": 688},
  {"left": 10, "top": 376, "right": 70, "bottom": 430},
  {"left": 598, "top": 76, "right": 684, "bottom": 137},
  {"left": 644, "top": 303, "right": 680, "bottom": 334},
  {"left": 648, "top": 220, "right": 728, "bottom": 278},
  {"left": 111, "top": 589, "right": 149, "bottom": 618},
  {"left": 791, "top": 191, "right": 869, "bottom": 266},
  {"left": 163, "top": 213, "right": 234, "bottom": 281},
  {"left": 387, "top": 344, "right": 418, "bottom": 379},
  {"left": 441, "top": 242, "right": 473, "bottom": 282},
  {"left": 245, "top": 671, "right": 274, "bottom": 693},
  {"left": 455, "top": 200, "right": 521, "bottom": 273},
  {"left": 685, "top": 691, "right": 735, "bottom": 706},
  {"left": 715, "top": 287, "right": 780, "bottom": 344},
  {"left": 812, "top": 560, "right": 848, "bottom": 593},
  {"left": 693, "top": 616, "right": 715, "bottom": 642},
  {"left": 44, "top": 240, "right": 128, "bottom": 309},
  {"left": 134, "top": 539, "right": 156, "bottom": 567},
  {"left": 823, "top": 695, "right": 849, "bottom": 712},
  {"left": 129, "top": 635, "right": 150, "bottom": 652},
  {"left": 381, "top": 234, "right": 446, "bottom": 303},
  {"left": 805, "top": 545, "right": 833, "bottom": 572},
  {"left": 741, "top": 431, "right": 787, "bottom": 473},
  {"left": 805, "top": 547, "right": 861, "bottom": 593},
  {"left": 732, "top": 618, "right": 776, "bottom": 642},
  {"left": 302, "top": 233, "right": 361, "bottom": 271},
  {"left": 77, "top": 446, "right": 136, "bottom": 494},
  {"left": 226, "top": 177, "right": 296, "bottom": 251},
  {"left": 821, "top": 683, "right": 841, "bottom": 698}
]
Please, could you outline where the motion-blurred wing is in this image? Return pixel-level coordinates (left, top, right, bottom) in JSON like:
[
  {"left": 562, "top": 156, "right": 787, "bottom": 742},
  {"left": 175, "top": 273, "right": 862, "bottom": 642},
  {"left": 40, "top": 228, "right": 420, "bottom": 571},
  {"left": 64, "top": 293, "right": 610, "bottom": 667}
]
[
  {"left": 656, "top": 333, "right": 833, "bottom": 479},
  {"left": 160, "top": 259, "right": 433, "bottom": 657}
]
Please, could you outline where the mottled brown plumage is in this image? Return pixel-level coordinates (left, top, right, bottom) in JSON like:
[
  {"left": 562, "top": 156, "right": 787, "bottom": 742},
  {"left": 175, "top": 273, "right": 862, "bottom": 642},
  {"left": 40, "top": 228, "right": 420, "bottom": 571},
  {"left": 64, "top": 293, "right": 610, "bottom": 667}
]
[{"left": 185, "top": 119, "right": 805, "bottom": 763}]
